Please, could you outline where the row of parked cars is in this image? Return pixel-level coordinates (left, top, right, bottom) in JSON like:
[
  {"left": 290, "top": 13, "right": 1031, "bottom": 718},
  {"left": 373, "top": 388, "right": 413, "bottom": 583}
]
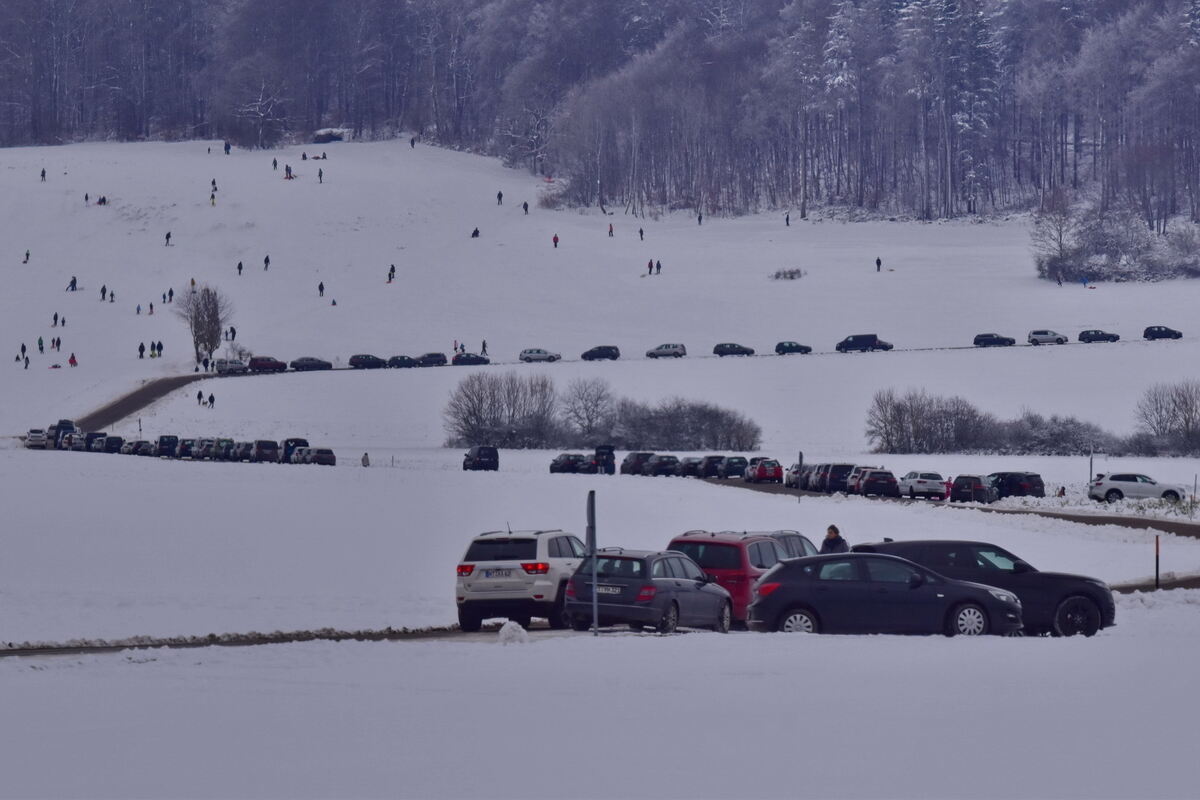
[
  {"left": 24, "top": 423, "right": 335, "bottom": 465},
  {"left": 205, "top": 323, "right": 1186, "bottom": 378},
  {"left": 455, "top": 528, "right": 1116, "bottom": 638},
  {"left": 789, "top": 463, "right": 1048, "bottom": 502}
]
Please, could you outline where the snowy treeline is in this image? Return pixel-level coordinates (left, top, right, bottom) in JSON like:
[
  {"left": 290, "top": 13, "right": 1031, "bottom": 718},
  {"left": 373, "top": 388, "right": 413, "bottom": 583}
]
[
  {"left": 5, "top": 1, "right": 1200, "bottom": 222},
  {"left": 868, "top": 382, "right": 1200, "bottom": 456},
  {"left": 444, "top": 373, "right": 762, "bottom": 450}
]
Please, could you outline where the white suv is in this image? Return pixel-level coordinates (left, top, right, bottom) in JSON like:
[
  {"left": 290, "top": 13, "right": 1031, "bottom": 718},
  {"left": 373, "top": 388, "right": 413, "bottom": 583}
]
[
  {"left": 1028, "top": 330, "right": 1067, "bottom": 345},
  {"left": 1088, "top": 473, "right": 1191, "bottom": 504},
  {"left": 25, "top": 429, "right": 48, "bottom": 449},
  {"left": 898, "top": 471, "right": 946, "bottom": 499},
  {"left": 519, "top": 348, "right": 561, "bottom": 363},
  {"left": 456, "top": 529, "right": 586, "bottom": 631},
  {"left": 214, "top": 358, "right": 248, "bottom": 374},
  {"left": 646, "top": 343, "right": 687, "bottom": 358}
]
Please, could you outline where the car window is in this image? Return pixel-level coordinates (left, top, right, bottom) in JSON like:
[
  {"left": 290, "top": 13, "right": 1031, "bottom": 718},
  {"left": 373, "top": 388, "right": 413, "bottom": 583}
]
[
  {"left": 664, "top": 558, "right": 687, "bottom": 578},
  {"left": 920, "top": 473, "right": 942, "bottom": 480},
  {"left": 1110, "top": 474, "right": 1133, "bottom": 482},
  {"left": 1136, "top": 475, "right": 1155, "bottom": 484},
  {"left": 651, "top": 559, "right": 668, "bottom": 578},
  {"left": 588, "top": 557, "right": 643, "bottom": 578},
  {"left": 567, "top": 537, "right": 587, "bottom": 557},
  {"left": 670, "top": 542, "right": 742, "bottom": 570},
  {"left": 971, "top": 547, "right": 1017, "bottom": 572},
  {"left": 865, "top": 558, "right": 919, "bottom": 583},
  {"left": 817, "top": 560, "right": 858, "bottom": 581},
  {"left": 922, "top": 545, "right": 964, "bottom": 569},
  {"left": 464, "top": 539, "right": 537, "bottom": 561},
  {"left": 800, "top": 537, "right": 820, "bottom": 557},
  {"left": 548, "top": 538, "right": 564, "bottom": 558}
]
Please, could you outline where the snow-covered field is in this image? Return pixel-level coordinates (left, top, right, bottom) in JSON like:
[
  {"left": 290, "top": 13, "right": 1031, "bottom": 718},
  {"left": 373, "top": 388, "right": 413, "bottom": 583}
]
[
  {"left": 3, "top": 590, "right": 1198, "bottom": 799},
  {"left": 4, "top": 139, "right": 1200, "bottom": 798}
]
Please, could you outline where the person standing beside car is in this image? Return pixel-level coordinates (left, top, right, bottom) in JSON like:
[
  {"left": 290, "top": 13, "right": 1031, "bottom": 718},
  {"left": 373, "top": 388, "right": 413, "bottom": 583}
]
[{"left": 820, "top": 525, "right": 849, "bottom": 554}]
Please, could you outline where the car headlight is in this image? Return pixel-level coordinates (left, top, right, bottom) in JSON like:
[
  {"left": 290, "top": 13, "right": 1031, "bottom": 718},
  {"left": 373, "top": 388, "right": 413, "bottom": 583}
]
[{"left": 989, "top": 589, "right": 1020, "bottom": 606}]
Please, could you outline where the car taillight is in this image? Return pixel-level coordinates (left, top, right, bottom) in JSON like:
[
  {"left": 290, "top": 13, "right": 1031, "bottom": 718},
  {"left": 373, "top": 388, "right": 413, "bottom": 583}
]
[
  {"left": 521, "top": 562, "right": 550, "bottom": 574},
  {"left": 635, "top": 585, "right": 657, "bottom": 603},
  {"left": 456, "top": 564, "right": 474, "bottom": 577},
  {"left": 757, "top": 582, "right": 781, "bottom": 598},
  {"left": 565, "top": 582, "right": 576, "bottom": 598},
  {"left": 1019, "top": 483, "right": 1031, "bottom": 490}
]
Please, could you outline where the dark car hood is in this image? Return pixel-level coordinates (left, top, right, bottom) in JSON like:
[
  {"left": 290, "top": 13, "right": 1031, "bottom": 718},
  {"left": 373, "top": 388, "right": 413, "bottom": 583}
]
[{"left": 1029, "top": 570, "right": 1108, "bottom": 587}]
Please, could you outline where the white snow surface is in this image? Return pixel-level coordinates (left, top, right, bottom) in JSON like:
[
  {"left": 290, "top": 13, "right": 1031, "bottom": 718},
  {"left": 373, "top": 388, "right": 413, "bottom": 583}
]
[{"left": 2, "top": 591, "right": 1198, "bottom": 799}]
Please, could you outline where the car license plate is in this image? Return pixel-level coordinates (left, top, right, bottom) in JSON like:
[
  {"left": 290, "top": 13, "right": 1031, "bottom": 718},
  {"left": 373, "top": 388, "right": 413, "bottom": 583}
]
[
  {"left": 596, "top": 585, "right": 621, "bottom": 595},
  {"left": 483, "top": 569, "right": 511, "bottom": 578}
]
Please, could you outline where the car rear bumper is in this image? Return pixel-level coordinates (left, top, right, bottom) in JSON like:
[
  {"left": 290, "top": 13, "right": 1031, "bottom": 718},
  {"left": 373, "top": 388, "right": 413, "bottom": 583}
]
[
  {"left": 458, "top": 598, "right": 556, "bottom": 618},
  {"left": 565, "top": 600, "right": 660, "bottom": 626}
]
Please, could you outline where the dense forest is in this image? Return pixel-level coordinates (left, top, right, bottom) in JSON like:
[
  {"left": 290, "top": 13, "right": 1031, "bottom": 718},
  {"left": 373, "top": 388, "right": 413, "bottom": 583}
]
[{"left": 4, "top": 0, "right": 1200, "bottom": 226}]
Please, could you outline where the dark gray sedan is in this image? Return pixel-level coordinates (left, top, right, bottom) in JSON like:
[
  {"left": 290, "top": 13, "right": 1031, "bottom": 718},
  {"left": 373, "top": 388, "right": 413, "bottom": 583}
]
[{"left": 566, "top": 550, "right": 732, "bottom": 633}]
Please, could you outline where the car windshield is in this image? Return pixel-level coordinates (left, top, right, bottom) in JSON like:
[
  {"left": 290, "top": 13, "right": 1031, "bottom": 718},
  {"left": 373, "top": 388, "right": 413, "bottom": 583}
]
[
  {"left": 669, "top": 542, "right": 741, "bottom": 570},
  {"left": 578, "top": 556, "right": 645, "bottom": 578},
  {"left": 919, "top": 473, "right": 942, "bottom": 480},
  {"left": 726, "top": 458, "right": 746, "bottom": 466},
  {"left": 973, "top": 546, "right": 1022, "bottom": 572},
  {"left": 464, "top": 539, "right": 538, "bottom": 562}
]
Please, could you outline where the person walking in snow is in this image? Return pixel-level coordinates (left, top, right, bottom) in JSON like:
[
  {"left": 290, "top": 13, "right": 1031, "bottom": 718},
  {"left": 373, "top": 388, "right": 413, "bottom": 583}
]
[
  {"left": 361, "top": 452, "right": 370, "bottom": 467},
  {"left": 638, "top": 227, "right": 644, "bottom": 241},
  {"left": 318, "top": 281, "right": 324, "bottom": 297},
  {"left": 40, "top": 168, "right": 46, "bottom": 182},
  {"left": 211, "top": 178, "right": 217, "bottom": 191},
  {"left": 52, "top": 312, "right": 58, "bottom": 327},
  {"left": 552, "top": 234, "right": 559, "bottom": 249},
  {"left": 647, "top": 259, "right": 653, "bottom": 276},
  {"left": 656, "top": 260, "right": 661, "bottom": 275},
  {"left": 197, "top": 389, "right": 203, "bottom": 406},
  {"left": 229, "top": 327, "right": 236, "bottom": 342},
  {"left": 68, "top": 353, "right": 77, "bottom": 367},
  {"left": 318, "top": 168, "right": 323, "bottom": 184},
  {"left": 168, "top": 288, "right": 174, "bottom": 302},
  {"left": 156, "top": 340, "right": 163, "bottom": 356},
  {"left": 208, "top": 393, "right": 215, "bottom": 409},
  {"left": 23, "top": 355, "right": 28, "bottom": 369},
  {"left": 165, "top": 231, "right": 172, "bottom": 246},
  {"left": 608, "top": 223, "right": 613, "bottom": 237},
  {"left": 149, "top": 302, "right": 153, "bottom": 315},
  {"left": 697, "top": 211, "right": 703, "bottom": 225},
  {"left": 237, "top": 261, "right": 243, "bottom": 275},
  {"left": 496, "top": 190, "right": 503, "bottom": 205},
  {"left": 522, "top": 201, "right": 529, "bottom": 215},
  {"left": 37, "top": 336, "right": 43, "bottom": 354},
  {"left": 23, "top": 249, "right": 30, "bottom": 263},
  {"left": 101, "top": 285, "right": 107, "bottom": 301},
  {"left": 411, "top": 136, "right": 416, "bottom": 148},
  {"left": 471, "top": 228, "right": 480, "bottom": 238},
  {"left": 20, "top": 343, "right": 26, "bottom": 358},
  {"left": 210, "top": 192, "right": 216, "bottom": 206},
  {"left": 66, "top": 276, "right": 77, "bottom": 292},
  {"left": 137, "top": 304, "right": 141, "bottom": 315},
  {"left": 820, "top": 525, "right": 849, "bottom": 554},
  {"left": 388, "top": 264, "right": 396, "bottom": 282},
  {"left": 273, "top": 157, "right": 278, "bottom": 171},
  {"left": 138, "top": 342, "right": 145, "bottom": 359},
  {"left": 481, "top": 340, "right": 488, "bottom": 356},
  {"left": 110, "top": 291, "right": 115, "bottom": 303},
  {"left": 263, "top": 254, "right": 270, "bottom": 271},
  {"left": 876, "top": 257, "right": 881, "bottom": 272},
  {"left": 224, "top": 141, "right": 231, "bottom": 155},
  {"left": 85, "top": 193, "right": 89, "bottom": 205},
  {"left": 785, "top": 212, "right": 790, "bottom": 227}
]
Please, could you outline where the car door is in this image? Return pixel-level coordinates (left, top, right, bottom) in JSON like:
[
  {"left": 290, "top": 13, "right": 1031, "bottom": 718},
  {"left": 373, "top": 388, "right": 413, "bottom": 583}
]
[
  {"left": 549, "top": 536, "right": 581, "bottom": 588},
  {"left": 862, "top": 557, "right": 947, "bottom": 633},
  {"left": 668, "top": 556, "right": 709, "bottom": 624},
  {"left": 809, "top": 559, "right": 869, "bottom": 632},
  {"left": 1132, "top": 475, "right": 1160, "bottom": 500}
]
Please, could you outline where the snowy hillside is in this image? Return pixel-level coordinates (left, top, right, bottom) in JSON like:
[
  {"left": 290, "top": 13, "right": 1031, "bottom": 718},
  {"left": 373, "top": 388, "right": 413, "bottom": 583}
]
[{"left": 4, "top": 140, "right": 1200, "bottom": 451}]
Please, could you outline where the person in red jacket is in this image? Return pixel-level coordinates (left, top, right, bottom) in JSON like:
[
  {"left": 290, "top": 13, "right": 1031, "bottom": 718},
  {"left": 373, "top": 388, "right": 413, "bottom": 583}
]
[
  {"left": 68, "top": 353, "right": 78, "bottom": 367},
  {"left": 552, "top": 233, "right": 559, "bottom": 249}
]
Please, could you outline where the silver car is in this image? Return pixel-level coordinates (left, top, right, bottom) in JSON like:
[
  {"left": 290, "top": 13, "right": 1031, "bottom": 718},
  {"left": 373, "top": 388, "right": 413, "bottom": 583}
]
[
  {"left": 646, "top": 343, "right": 687, "bottom": 359},
  {"left": 1088, "top": 473, "right": 1191, "bottom": 504},
  {"left": 519, "top": 348, "right": 561, "bottom": 363},
  {"left": 1027, "top": 329, "right": 1067, "bottom": 345}
]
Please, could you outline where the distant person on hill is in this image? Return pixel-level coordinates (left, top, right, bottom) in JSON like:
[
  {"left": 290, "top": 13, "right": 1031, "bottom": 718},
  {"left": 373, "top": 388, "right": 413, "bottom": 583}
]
[
  {"left": 169, "top": 288, "right": 174, "bottom": 302},
  {"left": 149, "top": 302, "right": 153, "bottom": 315},
  {"left": 273, "top": 157, "right": 278, "bottom": 171},
  {"left": 522, "top": 201, "right": 529, "bottom": 215},
  {"left": 40, "top": 168, "right": 46, "bottom": 182},
  {"left": 318, "top": 281, "right": 324, "bottom": 297},
  {"left": 481, "top": 340, "right": 488, "bottom": 356},
  {"left": 156, "top": 340, "right": 163, "bottom": 355},
  {"left": 302, "top": 152, "right": 307, "bottom": 161},
  {"left": 552, "top": 234, "right": 559, "bottom": 248},
  {"left": 471, "top": 228, "right": 480, "bottom": 238},
  {"left": 85, "top": 193, "right": 89, "bottom": 205},
  {"left": 53, "top": 312, "right": 58, "bottom": 327},
  {"left": 410, "top": 136, "right": 416, "bottom": 148},
  {"left": 237, "top": 261, "right": 243, "bottom": 275},
  {"left": 229, "top": 327, "right": 236, "bottom": 342},
  {"left": 210, "top": 192, "right": 216, "bottom": 206},
  {"left": 24, "top": 355, "right": 28, "bottom": 369},
  {"left": 23, "top": 250, "right": 29, "bottom": 264},
  {"left": 647, "top": 259, "right": 653, "bottom": 276},
  {"left": 224, "top": 141, "right": 231, "bottom": 155},
  {"left": 37, "top": 337, "right": 43, "bottom": 354},
  {"left": 136, "top": 304, "right": 141, "bottom": 315},
  {"left": 101, "top": 285, "right": 107, "bottom": 301},
  {"left": 785, "top": 212, "right": 790, "bottom": 226},
  {"left": 68, "top": 353, "right": 77, "bottom": 367},
  {"left": 139, "top": 343, "right": 145, "bottom": 359},
  {"left": 496, "top": 190, "right": 503, "bottom": 205},
  {"left": 66, "top": 276, "right": 77, "bottom": 292},
  {"left": 388, "top": 264, "right": 396, "bottom": 281},
  {"left": 110, "top": 291, "right": 115, "bottom": 303},
  {"left": 318, "top": 168, "right": 323, "bottom": 184},
  {"left": 197, "top": 390, "right": 203, "bottom": 405},
  {"left": 876, "top": 257, "right": 881, "bottom": 272},
  {"left": 20, "top": 343, "right": 26, "bottom": 358},
  {"left": 263, "top": 255, "right": 270, "bottom": 271},
  {"left": 697, "top": 211, "right": 703, "bottom": 225},
  {"left": 165, "top": 231, "right": 171, "bottom": 246},
  {"left": 208, "top": 393, "right": 215, "bottom": 409},
  {"left": 608, "top": 223, "right": 613, "bottom": 237},
  {"left": 656, "top": 260, "right": 661, "bottom": 275},
  {"left": 639, "top": 227, "right": 644, "bottom": 241},
  {"left": 361, "top": 452, "right": 370, "bottom": 467}
]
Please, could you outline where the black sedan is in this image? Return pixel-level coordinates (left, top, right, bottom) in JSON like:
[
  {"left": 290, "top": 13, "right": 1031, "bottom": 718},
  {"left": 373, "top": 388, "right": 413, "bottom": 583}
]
[
  {"left": 1144, "top": 325, "right": 1182, "bottom": 340},
  {"left": 713, "top": 342, "right": 755, "bottom": 357},
  {"left": 716, "top": 456, "right": 747, "bottom": 479},
  {"left": 581, "top": 345, "right": 620, "bottom": 361},
  {"left": 452, "top": 352, "right": 490, "bottom": 366},
  {"left": 852, "top": 540, "right": 1114, "bottom": 636},
  {"left": 566, "top": 550, "right": 731, "bottom": 633},
  {"left": 388, "top": 355, "right": 419, "bottom": 368},
  {"left": 675, "top": 457, "right": 703, "bottom": 477},
  {"left": 748, "top": 553, "right": 1023, "bottom": 636},
  {"left": 1079, "top": 329, "right": 1119, "bottom": 343},
  {"left": 549, "top": 453, "right": 587, "bottom": 473},
  {"left": 698, "top": 455, "right": 725, "bottom": 478},
  {"left": 349, "top": 354, "right": 387, "bottom": 369},
  {"left": 775, "top": 341, "right": 812, "bottom": 355},
  {"left": 417, "top": 352, "right": 448, "bottom": 367},
  {"left": 973, "top": 333, "right": 1015, "bottom": 347},
  {"left": 642, "top": 454, "right": 680, "bottom": 476},
  {"left": 290, "top": 356, "right": 333, "bottom": 371}
]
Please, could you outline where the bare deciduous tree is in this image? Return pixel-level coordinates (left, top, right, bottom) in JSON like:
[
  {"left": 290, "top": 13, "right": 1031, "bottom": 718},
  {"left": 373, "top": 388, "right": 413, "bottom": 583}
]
[
  {"left": 561, "top": 378, "right": 615, "bottom": 443},
  {"left": 175, "top": 285, "right": 233, "bottom": 363}
]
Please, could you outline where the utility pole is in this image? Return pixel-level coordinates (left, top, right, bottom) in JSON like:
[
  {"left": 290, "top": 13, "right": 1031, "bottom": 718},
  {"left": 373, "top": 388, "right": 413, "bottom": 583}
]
[{"left": 587, "top": 491, "right": 598, "bottom": 635}]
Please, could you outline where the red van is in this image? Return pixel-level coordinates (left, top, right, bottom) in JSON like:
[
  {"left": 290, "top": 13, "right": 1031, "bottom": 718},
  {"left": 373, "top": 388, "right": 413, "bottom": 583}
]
[{"left": 666, "top": 531, "right": 789, "bottom": 623}]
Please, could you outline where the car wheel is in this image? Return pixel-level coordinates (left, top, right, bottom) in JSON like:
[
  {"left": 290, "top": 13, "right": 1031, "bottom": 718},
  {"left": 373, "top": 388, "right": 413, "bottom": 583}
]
[
  {"left": 457, "top": 608, "right": 482, "bottom": 633},
  {"left": 713, "top": 601, "right": 732, "bottom": 633},
  {"left": 628, "top": 622, "right": 644, "bottom": 632},
  {"left": 948, "top": 603, "right": 988, "bottom": 636},
  {"left": 1105, "top": 489, "right": 1123, "bottom": 503},
  {"left": 571, "top": 616, "right": 592, "bottom": 632},
  {"left": 1163, "top": 491, "right": 1181, "bottom": 503},
  {"left": 777, "top": 607, "right": 818, "bottom": 633},
  {"left": 1050, "top": 596, "right": 1102, "bottom": 637},
  {"left": 656, "top": 603, "right": 679, "bottom": 634},
  {"left": 1056, "top": 338, "right": 1065, "bottom": 344},
  {"left": 547, "top": 587, "right": 570, "bottom": 630}
]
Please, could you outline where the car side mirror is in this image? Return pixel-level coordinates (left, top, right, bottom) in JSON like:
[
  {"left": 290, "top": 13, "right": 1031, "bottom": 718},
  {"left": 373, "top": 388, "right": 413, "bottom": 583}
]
[
  {"left": 1012, "top": 560, "right": 1033, "bottom": 574},
  {"left": 907, "top": 572, "right": 925, "bottom": 589}
]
